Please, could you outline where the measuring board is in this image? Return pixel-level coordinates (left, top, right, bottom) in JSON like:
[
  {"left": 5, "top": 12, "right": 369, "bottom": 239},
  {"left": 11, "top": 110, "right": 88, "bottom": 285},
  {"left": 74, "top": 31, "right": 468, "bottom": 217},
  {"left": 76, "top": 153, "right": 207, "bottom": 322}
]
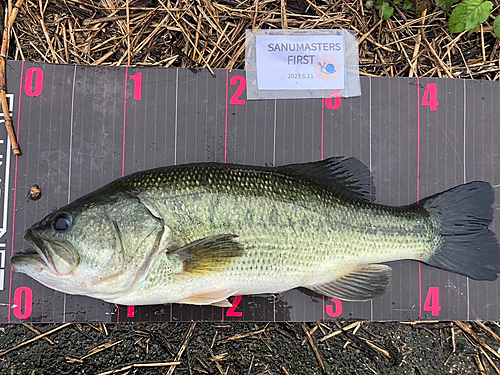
[{"left": 0, "top": 60, "right": 498, "bottom": 323}]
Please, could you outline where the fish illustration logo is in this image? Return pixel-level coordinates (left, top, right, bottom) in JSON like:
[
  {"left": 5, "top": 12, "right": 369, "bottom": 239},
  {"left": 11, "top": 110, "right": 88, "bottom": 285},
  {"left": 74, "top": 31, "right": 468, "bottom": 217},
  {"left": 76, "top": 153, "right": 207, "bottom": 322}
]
[{"left": 314, "top": 54, "right": 341, "bottom": 81}]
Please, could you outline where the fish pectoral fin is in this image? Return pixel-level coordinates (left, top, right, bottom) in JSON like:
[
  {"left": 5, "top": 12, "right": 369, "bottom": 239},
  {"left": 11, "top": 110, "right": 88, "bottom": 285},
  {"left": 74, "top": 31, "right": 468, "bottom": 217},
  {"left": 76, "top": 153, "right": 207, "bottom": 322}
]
[
  {"left": 307, "top": 264, "right": 392, "bottom": 302},
  {"left": 178, "top": 291, "right": 236, "bottom": 307},
  {"left": 170, "top": 234, "right": 245, "bottom": 275}
]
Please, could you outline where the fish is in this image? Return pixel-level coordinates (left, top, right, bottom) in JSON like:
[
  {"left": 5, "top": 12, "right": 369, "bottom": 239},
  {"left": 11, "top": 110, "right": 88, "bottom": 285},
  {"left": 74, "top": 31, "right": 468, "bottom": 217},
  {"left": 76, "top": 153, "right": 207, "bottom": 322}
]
[{"left": 11, "top": 157, "right": 500, "bottom": 307}]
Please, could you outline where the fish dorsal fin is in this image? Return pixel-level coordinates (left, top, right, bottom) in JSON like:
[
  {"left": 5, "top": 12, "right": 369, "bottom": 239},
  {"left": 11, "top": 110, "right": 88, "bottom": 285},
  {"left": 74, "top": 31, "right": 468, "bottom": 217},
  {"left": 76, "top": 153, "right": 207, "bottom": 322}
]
[
  {"left": 276, "top": 156, "right": 376, "bottom": 202},
  {"left": 307, "top": 264, "right": 392, "bottom": 301},
  {"left": 170, "top": 234, "right": 245, "bottom": 275}
]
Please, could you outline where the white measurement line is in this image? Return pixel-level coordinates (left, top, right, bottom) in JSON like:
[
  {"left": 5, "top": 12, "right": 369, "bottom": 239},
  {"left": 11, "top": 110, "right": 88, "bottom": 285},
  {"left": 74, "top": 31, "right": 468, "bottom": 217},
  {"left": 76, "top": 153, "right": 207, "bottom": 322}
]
[
  {"left": 273, "top": 91, "right": 277, "bottom": 321},
  {"left": 369, "top": 77, "right": 373, "bottom": 321},
  {"left": 0, "top": 243, "right": 5, "bottom": 290},
  {"left": 174, "top": 68, "right": 179, "bottom": 165},
  {"left": 273, "top": 91, "right": 277, "bottom": 167},
  {"left": 63, "top": 66, "right": 77, "bottom": 322},
  {"left": 0, "top": 95, "right": 13, "bottom": 293},
  {"left": 0, "top": 106, "right": 13, "bottom": 240},
  {"left": 463, "top": 80, "right": 469, "bottom": 321},
  {"left": 68, "top": 67, "right": 77, "bottom": 204}
]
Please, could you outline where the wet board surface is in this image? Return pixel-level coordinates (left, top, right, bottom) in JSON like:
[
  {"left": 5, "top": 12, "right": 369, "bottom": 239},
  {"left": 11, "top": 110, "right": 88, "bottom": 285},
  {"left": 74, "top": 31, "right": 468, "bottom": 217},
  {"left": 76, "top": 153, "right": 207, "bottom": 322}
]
[{"left": 0, "top": 60, "right": 498, "bottom": 323}]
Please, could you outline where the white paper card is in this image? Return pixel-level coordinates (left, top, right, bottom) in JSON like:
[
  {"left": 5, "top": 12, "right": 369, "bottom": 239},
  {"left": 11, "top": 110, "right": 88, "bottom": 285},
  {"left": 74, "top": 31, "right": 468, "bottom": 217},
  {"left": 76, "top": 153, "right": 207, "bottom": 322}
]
[{"left": 255, "top": 35, "right": 345, "bottom": 91}]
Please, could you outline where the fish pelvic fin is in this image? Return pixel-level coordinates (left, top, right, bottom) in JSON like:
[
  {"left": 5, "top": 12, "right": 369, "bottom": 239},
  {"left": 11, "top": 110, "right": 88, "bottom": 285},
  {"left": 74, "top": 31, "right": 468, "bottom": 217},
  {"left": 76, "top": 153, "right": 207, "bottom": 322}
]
[
  {"left": 170, "top": 234, "right": 245, "bottom": 276},
  {"left": 421, "top": 181, "right": 500, "bottom": 281},
  {"left": 276, "top": 156, "right": 375, "bottom": 202},
  {"left": 306, "top": 264, "right": 392, "bottom": 301},
  {"left": 178, "top": 291, "right": 236, "bottom": 307}
]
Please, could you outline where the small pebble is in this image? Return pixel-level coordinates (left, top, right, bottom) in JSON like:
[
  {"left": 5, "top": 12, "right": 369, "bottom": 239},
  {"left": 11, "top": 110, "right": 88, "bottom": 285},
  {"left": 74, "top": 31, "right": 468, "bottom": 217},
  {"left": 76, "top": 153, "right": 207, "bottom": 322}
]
[{"left": 27, "top": 184, "right": 41, "bottom": 201}]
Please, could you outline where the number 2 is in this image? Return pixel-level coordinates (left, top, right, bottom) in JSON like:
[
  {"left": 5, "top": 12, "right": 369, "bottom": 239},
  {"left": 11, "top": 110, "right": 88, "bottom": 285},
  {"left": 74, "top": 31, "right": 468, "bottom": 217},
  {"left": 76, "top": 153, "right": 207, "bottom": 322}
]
[
  {"left": 229, "top": 76, "right": 246, "bottom": 105},
  {"left": 13, "top": 287, "right": 32, "bottom": 319},
  {"left": 423, "top": 287, "right": 441, "bottom": 317},
  {"left": 129, "top": 73, "right": 142, "bottom": 100},
  {"left": 421, "top": 83, "right": 439, "bottom": 111},
  {"left": 226, "top": 295, "right": 243, "bottom": 317}
]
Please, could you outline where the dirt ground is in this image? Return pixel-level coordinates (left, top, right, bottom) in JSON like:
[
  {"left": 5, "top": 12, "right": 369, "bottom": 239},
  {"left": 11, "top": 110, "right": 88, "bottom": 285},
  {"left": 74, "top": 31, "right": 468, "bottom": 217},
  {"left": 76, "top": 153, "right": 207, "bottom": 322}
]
[{"left": 1, "top": 321, "right": 500, "bottom": 374}]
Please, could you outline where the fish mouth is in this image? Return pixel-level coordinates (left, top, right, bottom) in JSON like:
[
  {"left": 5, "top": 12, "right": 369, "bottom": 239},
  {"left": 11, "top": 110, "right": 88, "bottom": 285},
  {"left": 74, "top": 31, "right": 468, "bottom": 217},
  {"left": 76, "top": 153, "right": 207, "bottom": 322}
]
[
  {"left": 10, "top": 249, "right": 47, "bottom": 273},
  {"left": 17, "top": 229, "right": 59, "bottom": 274}
]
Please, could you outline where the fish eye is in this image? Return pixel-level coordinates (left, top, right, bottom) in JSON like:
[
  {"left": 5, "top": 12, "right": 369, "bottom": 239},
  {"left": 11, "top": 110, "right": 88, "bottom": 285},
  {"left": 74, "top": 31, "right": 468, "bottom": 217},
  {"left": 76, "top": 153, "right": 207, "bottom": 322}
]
[{"left": 52, "top": 212, "right": 73, "bottom": 232}]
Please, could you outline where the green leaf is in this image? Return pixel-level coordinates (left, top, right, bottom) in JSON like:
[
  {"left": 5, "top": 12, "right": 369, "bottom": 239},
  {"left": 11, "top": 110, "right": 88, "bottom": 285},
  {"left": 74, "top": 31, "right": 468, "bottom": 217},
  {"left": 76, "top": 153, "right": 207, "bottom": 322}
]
[
  {"left": 379, "top": 2, "right": 394, "bottom": 19},
  {"left": 393, "top": 0, "right": 402, "bottom": 4},
  {"left": 449, "top": 0, "right": 493, "bottom": 34},
  {"left": 494, "top": 17, "right": 500, "bottom": 37},
  {"left": 403, "top": 0, "right": 415, "bottom": 10},
  {"left": 435, "top": 0, "right": 459, "bottom": 10},
  {"left": 374, "top": 0, "right": 385, "bottom": 10}
]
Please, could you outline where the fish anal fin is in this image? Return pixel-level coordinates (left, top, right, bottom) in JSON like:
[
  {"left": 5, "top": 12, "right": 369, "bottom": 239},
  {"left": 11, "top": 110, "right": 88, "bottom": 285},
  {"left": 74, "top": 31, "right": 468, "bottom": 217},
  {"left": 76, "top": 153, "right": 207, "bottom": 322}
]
[
  {"left": 307, "top": 264, "right": 392, "bottom": 301},
  {"left": 178, "top": 291, "right": 236, "bottom": 307},
  {"left": 170, "top": 234, "right": 245, "bottom": 275},
  {"left": 276, "top": 156, "right": 375, "bottom": 202}
]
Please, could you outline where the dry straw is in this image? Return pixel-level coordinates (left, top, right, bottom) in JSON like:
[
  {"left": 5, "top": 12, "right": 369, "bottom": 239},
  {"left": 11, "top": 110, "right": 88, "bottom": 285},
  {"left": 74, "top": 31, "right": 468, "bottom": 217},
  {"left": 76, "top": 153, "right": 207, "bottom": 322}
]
[{"left": 8, "top": 0, "right": 500, "bottom": 76}]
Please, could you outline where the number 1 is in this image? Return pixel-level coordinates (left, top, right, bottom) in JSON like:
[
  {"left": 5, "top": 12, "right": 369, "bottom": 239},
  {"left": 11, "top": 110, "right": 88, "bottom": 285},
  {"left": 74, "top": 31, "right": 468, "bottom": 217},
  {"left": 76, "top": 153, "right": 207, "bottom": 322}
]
[
  {"left": 127, "top": 305, "right": 135, "bottom": 318},
  {"left": 129, "top": 73, "right": 142, "bottom": 100}
]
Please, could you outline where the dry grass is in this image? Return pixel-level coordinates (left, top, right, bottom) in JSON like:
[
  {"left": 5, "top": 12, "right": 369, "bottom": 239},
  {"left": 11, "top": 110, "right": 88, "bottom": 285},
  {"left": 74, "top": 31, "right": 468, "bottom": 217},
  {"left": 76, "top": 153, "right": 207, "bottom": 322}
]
[{"left": 3, "top": 0, "right": 498, "bottom": 80}]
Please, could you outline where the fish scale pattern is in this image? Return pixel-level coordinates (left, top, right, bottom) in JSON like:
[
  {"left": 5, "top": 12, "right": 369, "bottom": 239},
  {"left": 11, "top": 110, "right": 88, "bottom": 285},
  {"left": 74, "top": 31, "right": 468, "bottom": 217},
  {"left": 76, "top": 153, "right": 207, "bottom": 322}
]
[{"left": 107, "top": 162, "right": 440, "bottom": 304}]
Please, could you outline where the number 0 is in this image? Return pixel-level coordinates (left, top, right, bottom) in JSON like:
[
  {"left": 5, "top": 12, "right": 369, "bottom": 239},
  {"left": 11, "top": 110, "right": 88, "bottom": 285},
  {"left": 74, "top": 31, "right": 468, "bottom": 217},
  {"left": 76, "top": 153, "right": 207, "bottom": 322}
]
[
  {"left": 13, "top": 287, "right": 33, "bottom": 319},
  {"left": 24, "top": 68, "right": 44, "bottom": 97}
]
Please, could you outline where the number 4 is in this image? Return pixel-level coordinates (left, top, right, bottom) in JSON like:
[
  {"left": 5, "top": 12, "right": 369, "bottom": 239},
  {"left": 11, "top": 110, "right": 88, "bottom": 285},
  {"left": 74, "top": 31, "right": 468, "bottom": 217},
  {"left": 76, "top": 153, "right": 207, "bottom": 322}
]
[
  {"left": 422, "top": 83, "right": 439, "bottom": 111},
  {"left": 423, "top": 287, "right": 441, "bottom": 317}
]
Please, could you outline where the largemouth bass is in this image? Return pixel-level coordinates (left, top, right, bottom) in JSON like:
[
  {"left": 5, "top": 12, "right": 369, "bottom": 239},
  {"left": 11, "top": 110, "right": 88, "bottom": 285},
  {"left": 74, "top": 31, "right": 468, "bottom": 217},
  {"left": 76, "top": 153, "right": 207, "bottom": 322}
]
[{"left": 11, "top": 157, "right": 500, "bottom": 306}]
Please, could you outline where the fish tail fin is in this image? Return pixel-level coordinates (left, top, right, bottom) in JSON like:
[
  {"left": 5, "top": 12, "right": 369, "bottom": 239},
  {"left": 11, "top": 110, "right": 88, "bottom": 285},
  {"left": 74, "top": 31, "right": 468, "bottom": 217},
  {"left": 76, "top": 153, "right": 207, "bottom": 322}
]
[{"left": 421, "top": 181, "right": 500, "bottom": 281}]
